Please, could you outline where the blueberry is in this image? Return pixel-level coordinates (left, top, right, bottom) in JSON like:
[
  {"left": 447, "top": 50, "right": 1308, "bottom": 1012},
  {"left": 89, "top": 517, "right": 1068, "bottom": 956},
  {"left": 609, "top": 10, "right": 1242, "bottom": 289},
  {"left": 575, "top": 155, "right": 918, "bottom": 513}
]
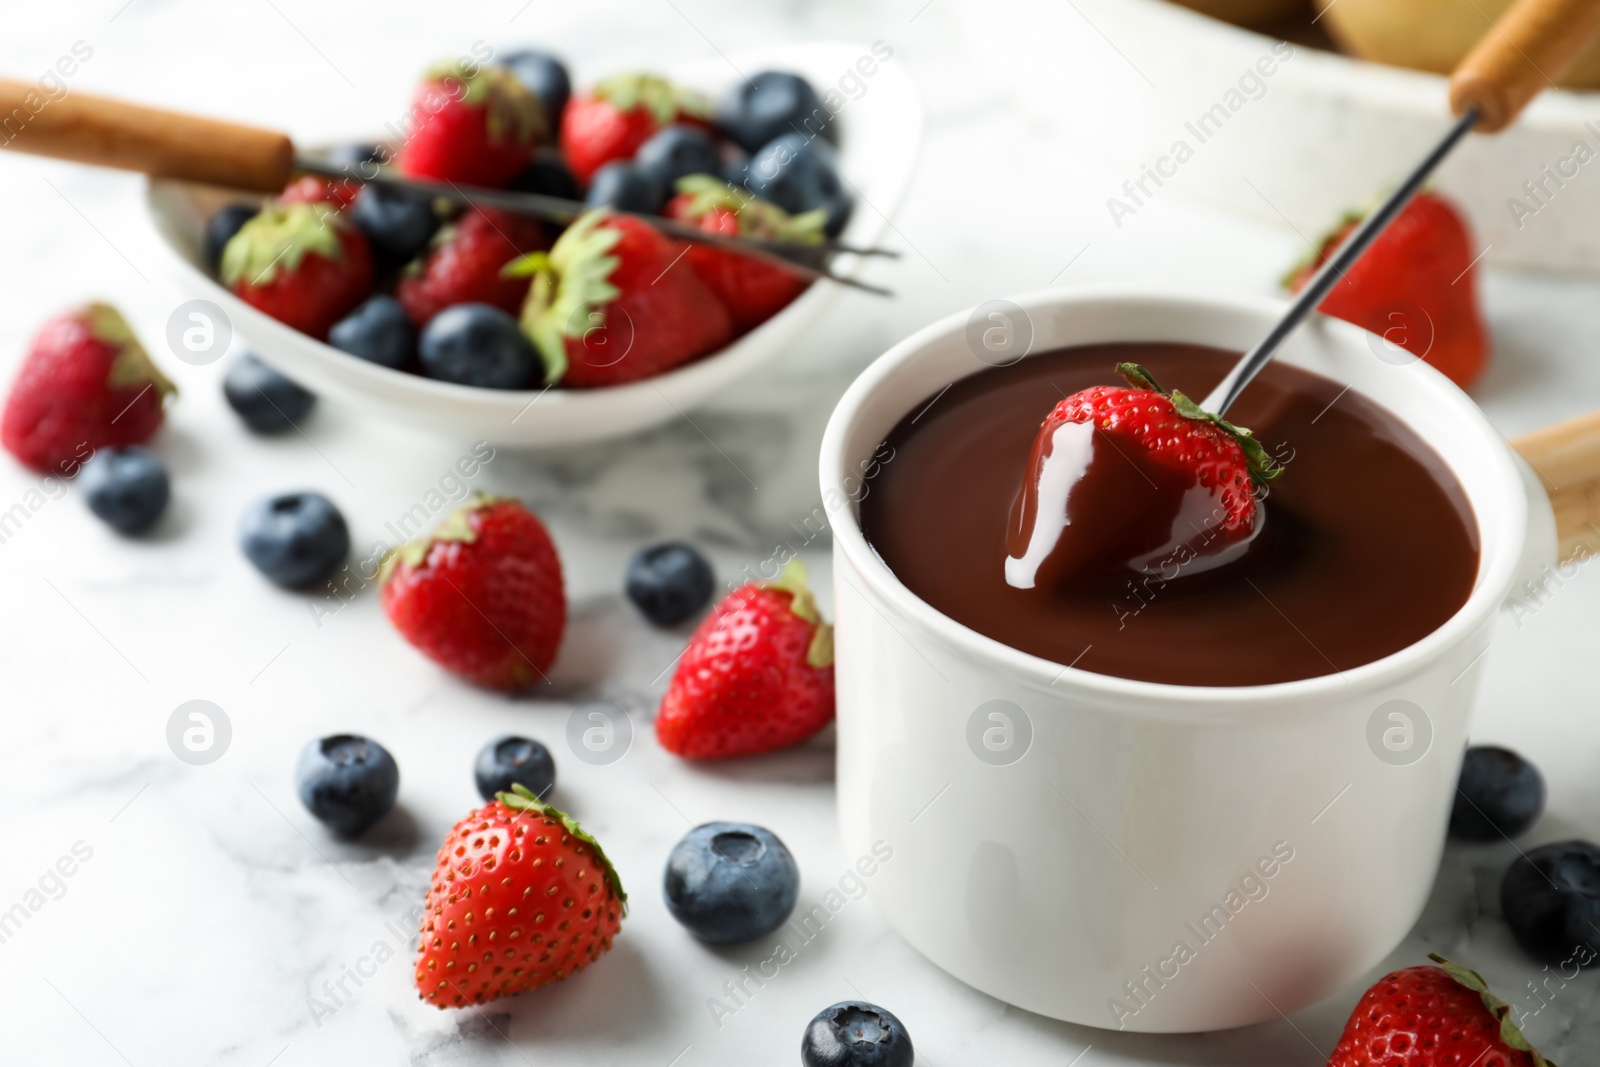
[
  {"left": 502, "top": 50, "right": 571, "bottom": 133},
  {"left": 717, "top": 71, "right": 834, "bottom": 153},
  {"left": 240, "top": 491, "right": 350, "bottom": 588},
  {"left": 295, "top": 734, "right": 399, "bottom": 836},
  {"left": 205, "top": 203, "right": 259, "bottom": 272},
  {"left": 747, "top": 133, "right": 852, "bottom": 236},
  {"left": 418, "top": 304, "right": 538, "bottom": 390},
  {"left": 634, "top": 125, "right": 721, "bottom": 191},
  {"left": 1451, "top": 745, "right": 1545, "bottom": 840},
  {"left": 626, "top": 542, "right": 714, "bottom": 626},
  {"left": 350, "top": 183, "right": 438, "bottom": 266},
  {"left": 802, "top": 1002, "right": 914, "bottom": 1067},
  {"left": 329, "top": 295, "right": 415, "bottom": 370},
  {"left": 584, "top": 161, "right": 666, "bottom": 214},
  {"left": 79, "top": 446, "right": 169, "bottom": 534},
  {"left": 664, "top": 822, "right": 799, "bottom": 944},
  {"left": 223, "top": 352, "right": 316, "bottom": 433},
  {"left": 1501, "top": 840, "right": 1600, "bottom": 966},
  {"left": 474, "top": 735, "right": 557, "bottom": 802},
  {"left": 509, "top": 148, "right": 580, "bottom": 200}
]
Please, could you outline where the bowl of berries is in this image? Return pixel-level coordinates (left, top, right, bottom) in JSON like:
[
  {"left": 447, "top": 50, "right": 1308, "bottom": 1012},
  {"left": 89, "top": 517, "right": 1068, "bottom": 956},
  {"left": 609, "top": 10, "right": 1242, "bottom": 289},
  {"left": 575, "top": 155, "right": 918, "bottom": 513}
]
[{"left": 144, "top": 40, "right": 920, "bottom": 446}]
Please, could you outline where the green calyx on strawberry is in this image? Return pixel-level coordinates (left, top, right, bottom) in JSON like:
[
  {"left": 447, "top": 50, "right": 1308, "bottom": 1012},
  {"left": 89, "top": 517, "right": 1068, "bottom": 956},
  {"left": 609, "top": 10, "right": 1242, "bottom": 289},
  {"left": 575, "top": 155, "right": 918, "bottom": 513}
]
[
  {"left": 506, "top": 211, "right": 622, "bottom": 384},
  {"left": 497, "top": 783, "right": 628, "bottom": 913},
  {"left": 1114, "top": 362, "right": 1281, "bottom": 489},
  {"left": 590, "top": 72, "right": 709, "bottom": 126},
  {"left": 87, "top": 303, "right": 178, "bottom": 402},
  {"left": 219, "top": 202, "right": 348, "bottom": 288},
  {"left": 1427, "top": 954, "right": 1553, "bottom": 1066},
  {"left": 423, "top": 59, "right": 546, "bottom": 144},
  {"left": 508, "top": 210, "right": 733, "bottom": 388},
  {"left": 767, "top": 559, "right": 834, "bottom": 668},
  {"left": 378, "top": 492, "right": 502, "bottom": 584},
  {"left": 669, "top": 174, "right": 828, "bottom": 243}
]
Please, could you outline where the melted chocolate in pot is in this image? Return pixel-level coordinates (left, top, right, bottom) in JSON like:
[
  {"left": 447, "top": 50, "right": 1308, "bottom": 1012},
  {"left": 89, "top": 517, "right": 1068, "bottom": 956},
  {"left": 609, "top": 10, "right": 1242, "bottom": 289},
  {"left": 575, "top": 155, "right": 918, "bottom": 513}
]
[{"left": 858, "top": 343, "right": 1480, "bottom": 687}]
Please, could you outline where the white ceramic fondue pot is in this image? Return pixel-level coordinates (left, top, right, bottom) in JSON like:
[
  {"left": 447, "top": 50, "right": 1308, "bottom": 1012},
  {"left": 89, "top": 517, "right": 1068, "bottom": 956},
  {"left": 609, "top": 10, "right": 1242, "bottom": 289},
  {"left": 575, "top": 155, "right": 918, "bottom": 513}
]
[{"left": 818, "top": 288, "right": 1559, "bottom": 1032}]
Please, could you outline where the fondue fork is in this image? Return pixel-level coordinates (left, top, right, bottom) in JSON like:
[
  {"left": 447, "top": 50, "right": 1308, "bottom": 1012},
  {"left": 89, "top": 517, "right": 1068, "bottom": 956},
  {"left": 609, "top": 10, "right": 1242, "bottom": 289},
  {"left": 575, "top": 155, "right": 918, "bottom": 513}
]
[
  {"left": 1203, "top": 0, "right": 1600, "bottom": 415},
  {"left": 0, "top": 83, "right": 897, "bottom": 296}
]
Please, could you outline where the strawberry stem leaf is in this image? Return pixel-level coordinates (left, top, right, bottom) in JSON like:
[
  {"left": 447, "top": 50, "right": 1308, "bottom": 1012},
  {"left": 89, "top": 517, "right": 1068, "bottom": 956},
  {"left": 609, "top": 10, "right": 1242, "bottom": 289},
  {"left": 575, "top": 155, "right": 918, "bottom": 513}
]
[
  {"left": 1115, "top": 361, "right": 1283, "bottom": 489},
  {"left": 591, "top": 72, "right": 709, "bottom": 125},
  {"left": 220, "top": 203, "right": 346, "bottom": 288},
  {"left": 378, "top": 492, "right": 503, "bottom": 584},
  {"left": 89, "top": 304, "right": 178, "bottom": 404},
  {"left": 761, "top": 559, "right": 833, "bottom": 669},
  {"left": 498, "top": 783, "right": 629, "bottom": 915},
  {"left": 423, "top": 60, "right": 546, "bottom": 144},
  {"left": 671, "top": 175, "right": 827, "bottom": 244},
  {"left": 515, "top": 211, "right": 623, "bottom": 385},
  {"left": 1429, "top": 953, "right": 1556, "bottom": 1067},
  {"left": 1114, "top": 361, "right": 1164, "bottom": 395}
]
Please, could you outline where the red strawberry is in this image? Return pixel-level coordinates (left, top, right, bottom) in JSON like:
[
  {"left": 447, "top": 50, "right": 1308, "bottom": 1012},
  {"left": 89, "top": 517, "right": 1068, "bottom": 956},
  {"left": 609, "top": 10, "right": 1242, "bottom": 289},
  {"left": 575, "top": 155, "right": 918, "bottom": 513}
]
[
  {"left": 1, "top": 303, "right": 176, "bottom": 473},
  {"left": 1286, "top": 191, "right": 1488, "bottom": 389},
  {"left": 399, "top": 61, "right": 544, "bottom": 188},
  {"left": 663, "top": 175, "right": 823, "bottom": 331},
  {"left": 560, "top": 73, "right": 709, "bottom": 185},
  {"left": 379, "top": 495, "right": 565, "bottom": 690},
  {"left": 221, "top": 202, "right": 374, "bottom": 340},
  {"left": 656, "top": 560, "right": 835, "bottom": 759},
  {"left": 277, "top": 174, "right": 359, "bottom": 210},
  {"left": 1007, "top": 363, "right": 1281, "bottom": 587},
  {"left": 414, "top": 784, "right": 626, "bottom": 1008},
  {"left": 1327, "top": 954, "right": 1552, "bottom": 1066},
  {"left": 396, "top": 207, "right": 547, "bottom": 328},
  {"left": 510, "top": 210, "right": 733, "bottom": 388}
]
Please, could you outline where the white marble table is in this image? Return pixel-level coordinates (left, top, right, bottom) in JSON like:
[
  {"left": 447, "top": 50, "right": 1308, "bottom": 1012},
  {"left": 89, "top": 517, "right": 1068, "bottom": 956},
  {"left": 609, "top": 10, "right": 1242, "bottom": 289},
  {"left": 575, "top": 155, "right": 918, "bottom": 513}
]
[{"left": 1, "top": 1, "right": 1597, "bottom": 1063}]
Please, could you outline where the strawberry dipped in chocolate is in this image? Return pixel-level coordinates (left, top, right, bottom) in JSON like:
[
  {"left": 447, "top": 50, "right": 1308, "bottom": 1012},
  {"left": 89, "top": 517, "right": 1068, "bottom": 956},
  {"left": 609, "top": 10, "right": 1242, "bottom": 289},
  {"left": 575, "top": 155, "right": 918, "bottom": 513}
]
[{"left": 1005, "top": 362, "right": 1281, "bottom": 591}]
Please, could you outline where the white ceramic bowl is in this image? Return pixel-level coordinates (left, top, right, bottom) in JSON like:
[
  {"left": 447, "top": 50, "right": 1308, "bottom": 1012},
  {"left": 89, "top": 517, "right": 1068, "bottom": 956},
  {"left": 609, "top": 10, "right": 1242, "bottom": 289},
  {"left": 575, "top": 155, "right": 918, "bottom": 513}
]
[
  {"left": 954, "top": 0, "right": 1600, "bottom": 270},
  {"left": 143, "top": 41, "right": 922, "bottom": 446},
  {"left": 819, "top": 289, "right": 1556, "bottom": 1032}
]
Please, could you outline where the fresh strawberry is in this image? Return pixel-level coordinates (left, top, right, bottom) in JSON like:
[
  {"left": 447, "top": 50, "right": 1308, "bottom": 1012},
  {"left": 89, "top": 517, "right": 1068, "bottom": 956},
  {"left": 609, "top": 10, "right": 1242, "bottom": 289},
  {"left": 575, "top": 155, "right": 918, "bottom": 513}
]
[
  {"left": 560, "top": 73, "right": 710, "bottom": 186},
  {"left": 510, "top": 210, "right": 732, "bottom": 388},
  {"left": 1286, "top": 191, "right": 1488, "bottom": 389},
  {"left": 656, "top": 560, "right": 835, "bottom": 759},
  {"left": 221, "top": 202, "right": 374, "bottom": 340},
  {"left": 399, "top": 60, "right": 544, "bottom": 188},
  {"left": 1327, "top": 954, "right": 1552, "bottom": 1067},
  {"left": 414, "top": 784, "right": 626, "bottom": 1008},
  {"left": 662, "top": 175, "right": 823, "bottom": 331},
  {"left": 277, "top": 174, "right": 359, "bottom": 210},
  {"left": 379, "top": 495, "right": 565, "bottom": 690},
  {"left": 1007, "top": 363, "right": 1282, "bottom": 587},
  {"left": 396, "top": 207, "right": 547, "bottom": 328},
  {"left": 1, "top": 303, "right": 176, "bottom": 473}
]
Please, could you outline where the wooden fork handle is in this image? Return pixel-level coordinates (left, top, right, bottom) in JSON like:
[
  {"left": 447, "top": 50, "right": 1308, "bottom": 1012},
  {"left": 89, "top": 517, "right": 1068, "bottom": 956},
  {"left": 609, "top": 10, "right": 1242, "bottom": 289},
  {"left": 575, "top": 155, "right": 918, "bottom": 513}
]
[
  {"left": 0, "top": 78, "right": 293, "bottom": 192},
  {"left": 1513, "top": 409, "right": 1600, "bottom": 560},
  {"left": 1450, "top": 0, "right": 1600, "bottom": 132}
]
